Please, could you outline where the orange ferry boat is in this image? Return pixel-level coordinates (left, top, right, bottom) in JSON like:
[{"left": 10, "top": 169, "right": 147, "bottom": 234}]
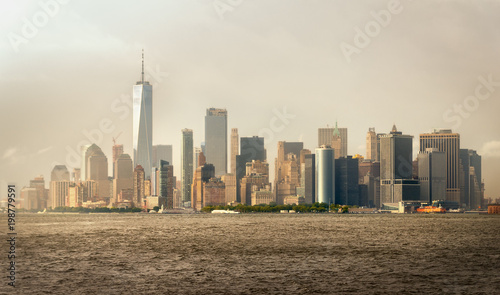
[{"left": 416, "top": 206, "right": 446, "bottom": 213}]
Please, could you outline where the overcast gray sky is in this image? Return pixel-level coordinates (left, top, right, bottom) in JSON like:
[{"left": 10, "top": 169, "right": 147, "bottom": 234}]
[{"left": 1, "top": 0, "right": 499, "bottom": 201}]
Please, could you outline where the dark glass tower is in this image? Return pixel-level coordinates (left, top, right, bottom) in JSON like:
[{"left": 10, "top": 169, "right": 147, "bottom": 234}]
[{"left": 181, "top": 129, "right": 194, "bottom": 204}]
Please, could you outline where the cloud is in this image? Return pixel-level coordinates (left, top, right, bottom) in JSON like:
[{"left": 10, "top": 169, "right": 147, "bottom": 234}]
[
  {"left": 37, "top": 146, "right": 53, "bottom": 155},
  {"left": 480, "top": 141, "right": 500, "bottom": 158},
  {"left": 2, "top": 148, "right": 16, "bottom": 159}
]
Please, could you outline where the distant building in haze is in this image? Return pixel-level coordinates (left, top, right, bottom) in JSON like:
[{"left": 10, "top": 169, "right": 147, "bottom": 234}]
[
  {"left": 113, "top": 154, "right": 133, "bottom": 203},
  {"left": 51, "top": 165, "right": 70, "bottom": 182},
  {"left": 29, "top": 175, "right": 48, "bottom": 210},
  {"left": 236, "top": 136, "right": 266, "bottom": 202},
  {"left": 366, "top": 127, "right": 378, "bottom": 161},
  {"left": 231, "top": 128, "right": 239, "bottom": 175},
  {"left": 20, "top": 187, "right": 38, "bottom": 210},
  {"left": 80, "top": 144, "right": 91, "bottom": 181},
  {"left": 221, "top": 174, "right": 237, "bottom": 204},
  {"left": 112, "top": 144, "right": 124, "bottom": 178},
  {"left": 83, "top": 144, "right": 101, "bottom": 181},
  {"left": 240, "top": 160, "right": 271, "bottom": 205},
  {"left": 205, "top": 108, "right": 227, "bottom": 176},
  {"left": 275, "top": 141, "right": 303, "bottom": 184},
  {"left": 87, "top": 145, "right": 110, "bottom": 201},
  {"left": 194, "top": 147, "right": 202, "bottom": 169},
  {"left": 318, "top": 123, "right": 348, "bottom": 158},
  {"left": 153, "top": 144, "right": 173, "bottom": 167}
]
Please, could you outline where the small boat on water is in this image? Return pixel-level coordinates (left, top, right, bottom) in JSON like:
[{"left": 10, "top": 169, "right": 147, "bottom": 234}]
[
  {"left": 37, "top": 208, "right": 47, "bottom": 214},
  {"left": 211, "top": 210, "right": 240, "bottom": 214},
  {"left": 416, "top": 206, "right": 446, "bottom": 213}
]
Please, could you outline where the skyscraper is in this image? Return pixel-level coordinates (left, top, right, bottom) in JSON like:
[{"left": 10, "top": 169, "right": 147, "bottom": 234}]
[
  {"left": 133, "top": 165, "right": 145, "bottom": 208},
  {"left": 49, "top": 180, "right": 70, "bottom": 209},
  {"left": 304, "top": 154, "right": 315, "bottom": 204},
  {"left": 418, "top": 148, "right": 446, "bottom": 202},
  {"left": 83, "top": 144, "right": 101, "bottom": 181},
  {"left": 49, "top": 165, "right": 71, "bottom": 209},
  {"left": 420, "top": 129, "right": 460, "bottom": 203},
  {"left": 191, "top": 163, "right": 215, "bottom": 210},
  {"left": 240, "top": 160, "right": 271, "bottom": 205},
  {"left": 153, "top": 145, "right": 173, "bottom": 167},
  {"left": 459, "top": 149, "right": 483, "bottom": 209},
  {"left": 113, "top": 153, "right": 133, "bottom": 203},
  {"left": 275, "top": 141, "right": 303, "bottom": 183},
  {"left": 30, "top": 176, "right": 48, "bottom": 210},
  {"left": 87, "top": 145, "right": 110, "bottom": 200},
  {"left": 112, "top": 144, "right": 124, "bottom": 178},
  {"left": 380, "top": 125, "right": 419, "bottom": 204},
  {"left": 275, "top": 142, "right": 303, "bottom": 204},
  {"left": 318, "top": 127, "right": 333, "bottom": 147},
  {"left": 335, "top": 156, "right": 359, "bottom": 206},
  {"left": 231, "top": 128, "right": 239, "bottom": 175},
  {"left": 338, "top": 127, "right": 348, "bottom": 158},
  {"left": 205, "top": 108, "right": 227, "bottom": 176},
  {"left": 133, "top": 50, "right": 153, "bottom": 178},
  {"left": 315, "top": 146, "right": 335, "bottom": 204},
  {"left": 331, "top": 124, "right": 342, "bottom": 160},
  {"left": 80, "top": 144, "right": 91, "bottom": 181},
  {"left": 181, "top": 129, "right": 194, "bottom": 205},
  {"left": 221, "top": 174, "right": 237, "bottom": 204},
  {"left": 159, "top": 160, "right": 174, "bottom": 209},
  {"left": 194, "top": 147, "right": 202, "bottom": 168},
  {"left": 51, "top": 165, "right": 70, "bottom": 182},
  {"left": 21, "top": 187, "right": 38, "bottom": 210},
  {"left": 236, "top": 136, "right": 266, "bottom": 202},
  {"left": 366, "top": 128, "right": 378, "bottom": 161},
  {"left": 318, "top": 122, "right": 347, "bottom": 157}
]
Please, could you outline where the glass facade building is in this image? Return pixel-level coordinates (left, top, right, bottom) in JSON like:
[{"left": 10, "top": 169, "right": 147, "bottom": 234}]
[
  {"left": 133, "top": 54, "right": 153, "bottom": 178},
  {"left": 181, "top": 129, "right": 194, "bottom": 204},
  {"left": 315, "top": 146, "right": 335, "bottom": 205},
  {"left": 205, "top": 108, "right": 227, "bottom": 176}
]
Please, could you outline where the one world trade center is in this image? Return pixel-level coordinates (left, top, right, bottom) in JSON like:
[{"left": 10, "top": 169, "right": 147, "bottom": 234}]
[{"left": 133, "top": 50, "right": 153, "bottom": 178}]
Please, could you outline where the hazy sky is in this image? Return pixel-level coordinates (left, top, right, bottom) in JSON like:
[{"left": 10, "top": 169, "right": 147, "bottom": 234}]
[{"left": 1, "top": 0, "right": 499, "bottom": 200}]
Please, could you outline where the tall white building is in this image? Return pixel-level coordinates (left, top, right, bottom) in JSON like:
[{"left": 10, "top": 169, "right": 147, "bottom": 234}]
[{"left": 133, "top": 50, "right": 153, "bottom": 178}]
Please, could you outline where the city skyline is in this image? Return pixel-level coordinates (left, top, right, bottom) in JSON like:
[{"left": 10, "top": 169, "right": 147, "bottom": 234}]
[{"left": 1, "top": 1, "right": 499, "bottom": 200}]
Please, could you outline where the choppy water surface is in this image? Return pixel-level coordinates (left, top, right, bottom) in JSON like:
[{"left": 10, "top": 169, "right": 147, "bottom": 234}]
[{"left": 5, "top": 213, "right": 500, "bottom": 294}]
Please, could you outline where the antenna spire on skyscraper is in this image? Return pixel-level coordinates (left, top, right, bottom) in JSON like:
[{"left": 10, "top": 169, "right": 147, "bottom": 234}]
[{"left": 141, "top": 49, "right": 144, "bottom": 84}]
